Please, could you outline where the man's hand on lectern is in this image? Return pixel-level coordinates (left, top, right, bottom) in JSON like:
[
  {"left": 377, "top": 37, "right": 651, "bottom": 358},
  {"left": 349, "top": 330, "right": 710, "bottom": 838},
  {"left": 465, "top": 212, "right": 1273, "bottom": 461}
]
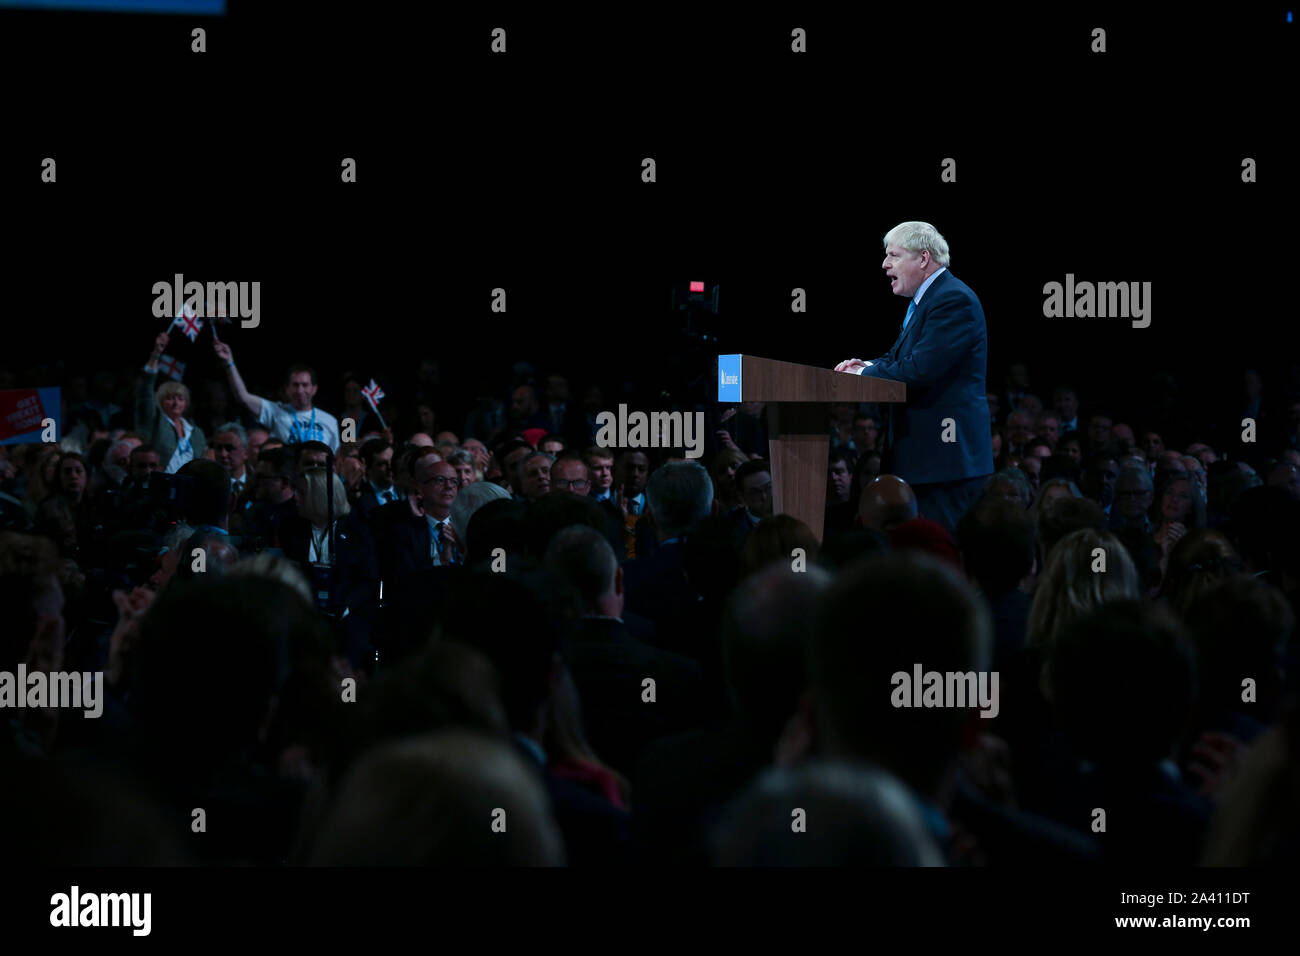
[{"left": 835, "top": 358, "right": 869, "bottom": 373}]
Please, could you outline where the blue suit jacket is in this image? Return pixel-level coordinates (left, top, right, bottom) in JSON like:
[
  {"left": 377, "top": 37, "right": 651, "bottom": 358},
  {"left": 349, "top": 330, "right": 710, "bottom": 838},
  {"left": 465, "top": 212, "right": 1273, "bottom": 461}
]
[{"left": 858, "top": 270, "right": 994, "bottom": 486}]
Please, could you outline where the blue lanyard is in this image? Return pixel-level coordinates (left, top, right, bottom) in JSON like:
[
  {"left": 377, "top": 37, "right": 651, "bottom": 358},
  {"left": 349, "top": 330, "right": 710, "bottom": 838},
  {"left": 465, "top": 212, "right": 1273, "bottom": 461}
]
[{"left": 291, "top": 407, "right": 317, "bottom": 443}]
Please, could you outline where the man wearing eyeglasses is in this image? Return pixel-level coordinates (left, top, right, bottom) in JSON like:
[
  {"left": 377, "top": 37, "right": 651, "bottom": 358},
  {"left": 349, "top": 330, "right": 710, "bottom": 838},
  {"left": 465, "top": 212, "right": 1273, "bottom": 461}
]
[
  {"left": 551, "top": 455, "right": 592, "bottom": 496},
  {"left": 417, "top": 459, "right": 463, "bottom": 567}
]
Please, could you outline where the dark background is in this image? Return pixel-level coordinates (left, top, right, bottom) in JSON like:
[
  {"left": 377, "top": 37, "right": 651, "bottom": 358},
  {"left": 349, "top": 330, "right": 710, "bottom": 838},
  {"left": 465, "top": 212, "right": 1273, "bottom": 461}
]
[{"left": 2, "top": 4, "right": 1295, "bottom": 451}]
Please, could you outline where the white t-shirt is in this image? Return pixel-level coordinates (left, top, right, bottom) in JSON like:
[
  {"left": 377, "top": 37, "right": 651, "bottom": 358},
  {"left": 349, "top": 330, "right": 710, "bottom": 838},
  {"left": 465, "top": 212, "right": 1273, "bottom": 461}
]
[
  {"left": 258, "top": 401, "right": 340, "bottom": 452},
  {"left": 165, "top": 418, "right": 196, "bottom": 474}
]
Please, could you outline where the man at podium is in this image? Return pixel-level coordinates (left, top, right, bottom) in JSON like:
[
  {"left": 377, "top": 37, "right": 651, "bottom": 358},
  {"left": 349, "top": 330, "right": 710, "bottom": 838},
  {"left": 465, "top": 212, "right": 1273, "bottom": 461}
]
[{"left": 836, "top": 221, "right": 994, "bottom": 534}]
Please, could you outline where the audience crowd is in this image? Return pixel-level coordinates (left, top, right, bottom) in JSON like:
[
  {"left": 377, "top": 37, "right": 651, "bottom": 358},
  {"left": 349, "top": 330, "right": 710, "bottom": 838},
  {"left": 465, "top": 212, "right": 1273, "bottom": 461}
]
[{"left": 1, "top": 344, "right": 1297, "bottom": 866}]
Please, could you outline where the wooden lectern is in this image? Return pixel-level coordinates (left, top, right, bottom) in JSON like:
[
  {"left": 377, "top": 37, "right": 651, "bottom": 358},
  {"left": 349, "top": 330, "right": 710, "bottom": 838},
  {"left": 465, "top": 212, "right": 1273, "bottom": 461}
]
[{"left": 718, "top": 354, "right": 906, "bottom": 541}]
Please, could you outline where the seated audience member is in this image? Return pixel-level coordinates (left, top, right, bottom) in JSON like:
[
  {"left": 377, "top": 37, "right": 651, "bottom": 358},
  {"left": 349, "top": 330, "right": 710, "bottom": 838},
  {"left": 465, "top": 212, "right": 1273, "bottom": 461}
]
[
  {"left": 1151, "top": 475, "right": 1206, "bottom": 580},
  {"left": 957, "top": 499, "right": 1036, "bottom": 674},
  {"left": 711, "top": 762, "right": 944, "bottom": 866},
  {"left": 246, "top": 425, "right": 271, "bottom": 468},
  {"left": 1036, "top": 496, "right": 1105, "bottom": 565},
  {"left": 710, "top": 448, "right": 749, "bottom": 513},
  {"left": 1184, "top": 575, "right": 1292, "bottom": 746},
  {"left": 1080, "top": 451, "right": 1119, "bottom": 516},
  {"left": 545, "top": 526, "right": 702, "bottom": 779},
  {"left": 1109, "top": 464, "right": 1154, "bottom": 533},
  {"left": 824, "top": 449, "right": 856, "bottom": 532},
  {"left": 128, "top": 575, "right": 338, "bottom": 864},
  {"left": 371, "top": 457, "right": 463, "bottom": 585},
  {"left": 464, "top": 498, "right": 529, "bottom": 567},
  {"left": 449, "top": 480, "right": 512, "bottom": 558},
  {"left": 801, "top": 552, "right": 1096, "bottom": 864},
  {"left": 1201, "top": 701, "right": 1300, "bottom": 865},
  {"left": 436, "top": 569, "right": 631, "bottom": 865},
  {"left": 523, "top": 490, "right": 613, "bottom": 561},
  {"left": 583, "top": 447, "right": 617, "bottom": 504},
  {"left": 0, "top": 532, "right": 68, "bottom": 759},
  {"left": 635, "top": 564, "right": 831, "bottom": 865},
  {"left": 1029, "top": 477, "right": 1081, "bottom": 524},
  {"left": 353, "top": 439, "right": 399, "bottom": 517},
  {"left": 549, "top": 452, "right": 591, "bottom": 497},
  {"left": 613, "top": 451, "right": 652, "bottom": 560},
  {"left": 1028, "top": 529, "right": 1140, "bottom": 654},
  {"left": 857, "top": 474, "right": 918, "bottom": 533},
  {"left": 739, "top": 514, "right": 820, "bottom": 580},
  {"left": 491, "top": 438, "right": 532, "bottom": 494},
  {"left": 888, "top": 518, "right": 963, "bottom": 571},
  {"left": 545, "top": 662, "right": 631, "bottom": 808},
  {"left": 983, "top": 468, "right": 1032, "bottom": 510},
  {"left": 1057, "top": 431, "right": 1084, "bottom": 464},
  {"left": 1046, "top": 600, "right": 1210, "bottom": 864},
  {"left": 176, "top": 459, "right": 233, "bottom": 534},
  {"left": 445, "top": 448, "right": 478, "bottom": 488},
  {"left": 306, "top": 731, "right": 564, "bottom": 866},
  {"left": 1157, "top": 529, "right": 1246, "bottom": 621},
  {"left": 1038, "top": 454, "right": 1082, "bottom": 488},
  {"left": 517, "top": 452, "right": 555, "bottom": 503},
  {"left": 730, "top": 459, "right": 772, "bottom": 534},
  {"left": 210, "top": 423, "right": 252, "bottom": 505},
  {"left": 622, "top": 461, "right": 714, "bottom": 657},
  {"left": 1007, "top": 529, "right": 1141, "bottom": 804},
  {"left": 293, "top": 440, "right": 332, "bottom": 476}
]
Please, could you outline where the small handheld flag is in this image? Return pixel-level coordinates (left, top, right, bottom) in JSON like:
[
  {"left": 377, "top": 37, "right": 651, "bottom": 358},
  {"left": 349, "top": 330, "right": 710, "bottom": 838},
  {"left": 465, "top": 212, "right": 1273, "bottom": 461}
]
[
  {"left": 172, "top": 304, "right": 204, "bottom": 342},
  {"left": 157, "top": 354, "right": 186, "bottom": 382},
  {"left": 362, "top": 379, "right": 388, "bottom": 429}
]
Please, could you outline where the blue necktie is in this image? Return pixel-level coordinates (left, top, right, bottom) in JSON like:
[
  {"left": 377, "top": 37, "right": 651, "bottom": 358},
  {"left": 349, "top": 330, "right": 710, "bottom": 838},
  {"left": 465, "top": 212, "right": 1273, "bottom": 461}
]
[{"left": 903, "top": 298, "right": 918, "bottom": 333}]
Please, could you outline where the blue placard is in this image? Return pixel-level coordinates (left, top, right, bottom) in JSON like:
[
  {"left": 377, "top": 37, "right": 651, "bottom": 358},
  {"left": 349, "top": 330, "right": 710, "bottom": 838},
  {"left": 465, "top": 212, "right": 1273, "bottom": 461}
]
[{"left": 717, "top": 354, "right": 742, "bottom": 403}]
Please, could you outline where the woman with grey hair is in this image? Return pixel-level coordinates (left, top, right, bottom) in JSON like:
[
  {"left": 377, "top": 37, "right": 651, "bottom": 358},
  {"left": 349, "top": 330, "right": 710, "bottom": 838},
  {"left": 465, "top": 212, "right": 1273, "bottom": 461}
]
[
  {"left": 449, "top": 480, "right": 511, "bottom": 553},
  {"left": 136, "top": 331, "right": 207, "bottom": 473}
]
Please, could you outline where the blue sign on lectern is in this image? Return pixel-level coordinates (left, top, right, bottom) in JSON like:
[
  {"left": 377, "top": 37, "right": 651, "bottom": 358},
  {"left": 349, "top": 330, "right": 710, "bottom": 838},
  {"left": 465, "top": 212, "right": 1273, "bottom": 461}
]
[{"left": 718, "top": 354, "right": 742, "bottom": 403}]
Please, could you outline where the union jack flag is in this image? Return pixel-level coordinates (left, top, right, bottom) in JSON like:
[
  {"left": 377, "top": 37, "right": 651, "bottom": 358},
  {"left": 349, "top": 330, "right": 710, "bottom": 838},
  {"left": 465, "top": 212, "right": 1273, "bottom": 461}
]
[
  {"left": 157, "top": 354, "right": 186, "bottom": 382},
  {"left": 172, "top": 304, "right": 204, "bottom": 342},
  {"left": 362, "top": 379, "right": 385, "bottom": 410}
]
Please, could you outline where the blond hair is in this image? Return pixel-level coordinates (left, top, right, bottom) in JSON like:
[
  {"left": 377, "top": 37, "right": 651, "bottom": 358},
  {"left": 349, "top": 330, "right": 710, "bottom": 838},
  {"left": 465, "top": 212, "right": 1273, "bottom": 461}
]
[
  {"left": 297, "top": 467, "right": 351, "bottom": 526},
  {"left": 1028, "top": 528, "right": 1139, "bottom": 652},
  {"left": 155, "top": 380, "right": 192, "bottom": 414}
]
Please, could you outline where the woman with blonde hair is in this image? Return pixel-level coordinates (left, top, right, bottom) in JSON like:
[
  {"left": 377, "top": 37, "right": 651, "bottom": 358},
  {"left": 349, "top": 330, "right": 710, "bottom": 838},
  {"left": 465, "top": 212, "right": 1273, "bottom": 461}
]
[
  {"left": 1028, "top": 527, "right": 1140, "bottom": 653},
  {"left": 22, "top": 444, "right": 63, "bottom": 520},
  {"left": 544, "top": 661, "right": 631, "bottom": 809},
  {"left": 1000, "top": 528, "right": 1142, "bottom": 800},
  {"left": 136, "top": 331, "right": 207, "bottom": 472},
  {"left": 294, "top": 466, "right": 352, "bottom": 565}
]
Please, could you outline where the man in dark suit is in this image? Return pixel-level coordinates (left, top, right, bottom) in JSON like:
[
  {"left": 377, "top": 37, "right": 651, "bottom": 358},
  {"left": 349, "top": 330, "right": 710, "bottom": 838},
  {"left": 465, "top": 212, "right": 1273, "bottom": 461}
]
[
  {"left": 371, "top": 457, "right": 463, "bottom": 581},
  {"left": 621, "top": 460, "right": 715, "bottom": 660},
  {"left": 545, "top": 525, "right": 702, "bottom": 777},
  {"left": 352, "top": 438, "right": 400, "bottom": 520},
  {"left": 837, "top": 221, "right": 994, "bottom": 534}
]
